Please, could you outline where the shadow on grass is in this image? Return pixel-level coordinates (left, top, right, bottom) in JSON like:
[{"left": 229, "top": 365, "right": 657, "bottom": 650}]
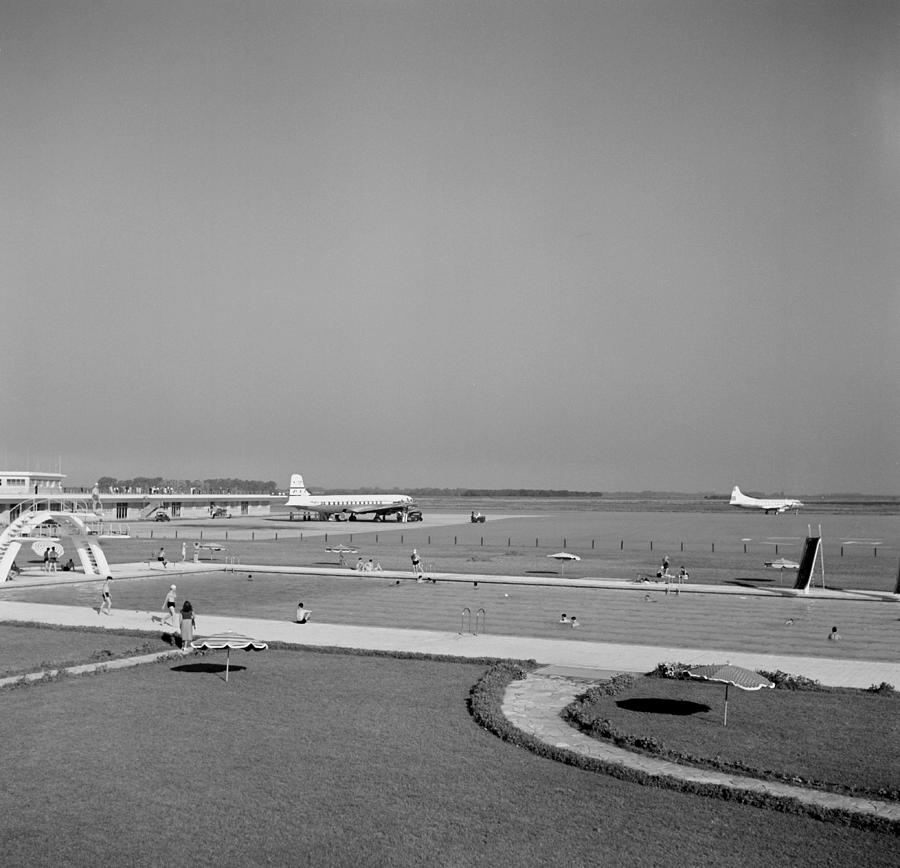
[
  {"left": 615, "top": 697, "right": 710, "bottom": 716},
  {"left": 525, "top": 570, "right": 559, "bottom": 576},
  {"left": 171, "top": 662, "right": 247, "bottom": 677},
  {"left": 726, "top": 579, "right": 797, "bottom": 595}
]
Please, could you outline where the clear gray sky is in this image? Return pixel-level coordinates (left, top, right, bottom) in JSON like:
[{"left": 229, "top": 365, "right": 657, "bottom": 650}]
[{"left": 3, "top": 1, "right": 898, "bottom": 493}]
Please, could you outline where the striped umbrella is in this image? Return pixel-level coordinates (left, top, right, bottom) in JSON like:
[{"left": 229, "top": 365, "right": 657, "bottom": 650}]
[
  {"left": 325, "top": 544, "right": 358, "bottom": 566},
  {"left": 688, "top": 664, "right": 774, "bottom": 726},
  {"left": 190, "top": 631, "right": 268, "bottom": 682}
]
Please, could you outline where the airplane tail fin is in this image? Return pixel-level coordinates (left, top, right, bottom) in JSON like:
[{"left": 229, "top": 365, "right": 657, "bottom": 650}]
[
  {"left": 288, "top": 474, "right": 309, "bottom": 498},
  {"left": 730, "top": 486, "right": 742, "bottom": 505}
]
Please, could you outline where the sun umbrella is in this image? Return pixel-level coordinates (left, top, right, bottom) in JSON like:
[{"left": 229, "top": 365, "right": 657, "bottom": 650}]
[
  {"left": 190, "top": 631, "right": 268, "bottom": 682},
  {"left": 547, "top": 552, "right": 580, "bottom": 575},
  {"left": 688, "top": 664, "right": 774, "bottom": 726},
  {"left": 197, "top": 543, "right": 226, "bottom": 561},
  {"left": 325, "top": 544, "right": 358, "bottom": 566}
]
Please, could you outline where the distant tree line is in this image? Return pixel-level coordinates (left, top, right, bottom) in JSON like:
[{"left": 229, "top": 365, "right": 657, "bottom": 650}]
[
  {"left": 351, "top": 487, "right": 602, "bottom": 497},
  {"left": 97, "top": 476, "right": 278, "bottom": 495}
]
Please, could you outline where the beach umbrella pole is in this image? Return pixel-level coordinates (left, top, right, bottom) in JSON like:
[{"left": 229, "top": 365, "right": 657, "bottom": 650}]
[
  {"left": 226, "top": 648, "right": 230, "bottom": 683},
  {"left": 724, "top": 683, "right": 729, "bottom": 726}
]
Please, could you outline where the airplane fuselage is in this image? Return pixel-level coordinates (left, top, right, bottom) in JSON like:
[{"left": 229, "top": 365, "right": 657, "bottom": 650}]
[
  {"left": 285, "top": 474, "right": 414, "bottom": 521},
  {"left": 730, "top": 486, "right": 802, "bottom": 514}
]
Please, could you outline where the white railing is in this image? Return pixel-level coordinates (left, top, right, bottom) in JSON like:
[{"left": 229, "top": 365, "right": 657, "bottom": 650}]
[{"left": 86, "top": 522, "right": 130, "bottom": 537}]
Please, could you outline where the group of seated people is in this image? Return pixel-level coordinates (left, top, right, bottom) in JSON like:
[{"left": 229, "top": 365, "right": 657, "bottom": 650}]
[
  {"left": 635, "top": 561, "right": 690, "bottom": 583},
  {"left": 558, "top": 613, "right": 579, "bottom": 628},
  {"left": 7, "top": 558, "right": 77, "bottom": 580},
  {"left": 355, "top": 558, "right": 383, "bottom": 572}
]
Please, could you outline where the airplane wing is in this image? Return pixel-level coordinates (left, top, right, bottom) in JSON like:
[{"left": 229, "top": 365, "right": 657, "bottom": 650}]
[{"left": 345, "top": 503, "right": 409, "bottom": 517}]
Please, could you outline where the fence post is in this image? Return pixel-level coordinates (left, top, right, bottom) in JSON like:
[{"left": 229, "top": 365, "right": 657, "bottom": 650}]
[{"left": 711, "top": 542, "right": 714, "bottom": 553}]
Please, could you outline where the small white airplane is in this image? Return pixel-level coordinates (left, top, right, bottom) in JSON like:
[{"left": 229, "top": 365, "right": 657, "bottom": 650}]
[
  {"left": 285, "top": 474, "right": 415, "bottom": 521},
  {"left": 764, "top": 557, "right": 800, "bottom": 570},
  {"left": 730, "top": 486, "right": 803, "bottom": 515}
]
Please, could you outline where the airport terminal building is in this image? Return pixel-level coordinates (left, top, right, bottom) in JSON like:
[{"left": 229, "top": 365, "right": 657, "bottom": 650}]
[{"left": 0, "top": 470, "right": 283, "bottom": 525}]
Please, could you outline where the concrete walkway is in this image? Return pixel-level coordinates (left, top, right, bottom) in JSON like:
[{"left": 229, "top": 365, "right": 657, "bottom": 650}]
[
  {"left": 7, "top": 559, "right": 898, "bottom": 602},
  {"left": 502, "top": 670, "right": 900, "bottom": 825}
]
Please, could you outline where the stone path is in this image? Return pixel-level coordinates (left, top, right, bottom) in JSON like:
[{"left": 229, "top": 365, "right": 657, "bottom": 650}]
[{"left": 502, "top": 669, "right": 900, "bottom": 824}]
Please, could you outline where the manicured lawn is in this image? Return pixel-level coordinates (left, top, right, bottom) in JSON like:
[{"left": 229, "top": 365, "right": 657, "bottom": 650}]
[
  {"left": 0, "top": 624, "right": 169, "bottom": 678},
  {"left": 0, "top": 647, "right": 896, "bottom": 867},
  {"left": 568, "top": 675, "right": 900, "bottom": 797}
]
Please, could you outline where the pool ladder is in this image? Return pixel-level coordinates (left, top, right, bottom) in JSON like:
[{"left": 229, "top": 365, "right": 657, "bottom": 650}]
[{"left": 459, "top": 607, "right": 486, "bottom": 636}]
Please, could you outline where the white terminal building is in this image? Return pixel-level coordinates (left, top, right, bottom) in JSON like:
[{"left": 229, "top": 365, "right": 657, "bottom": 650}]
[{"left": 0, "top": 470, "right": 282, "bottom": 526}]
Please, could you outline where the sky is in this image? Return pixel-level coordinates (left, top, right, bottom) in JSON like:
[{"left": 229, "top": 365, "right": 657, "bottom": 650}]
[{"left": 2, "top": 1, "right": 898, "bottom": 493}]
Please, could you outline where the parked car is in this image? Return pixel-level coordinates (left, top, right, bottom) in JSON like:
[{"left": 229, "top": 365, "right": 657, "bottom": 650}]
[
  {"left": 153, "top": 512, "right": 170, "bottom": 522},
  {"left": 406, "top": 509, "right": 423, "bottom": 522},
  {"left": 210, "top": 508, "right": 231, "bottom": 519}
]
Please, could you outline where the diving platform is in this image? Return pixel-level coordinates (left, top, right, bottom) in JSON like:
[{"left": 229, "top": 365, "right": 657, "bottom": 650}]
[{"left": 0, "top": 498, "right": 128, "bottom": 583}]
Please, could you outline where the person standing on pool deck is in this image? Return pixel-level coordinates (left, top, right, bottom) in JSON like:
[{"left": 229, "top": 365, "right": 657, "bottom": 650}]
[
  {"left": 179, "top": 601, "right": 196, "bottom": 649},
  {"left": 410, "top": 548, "right": 423, "bottom": 579},
  {"left": 157, "top": 547, "right": 167, "bottom": 568},
  {"left": 100, "top": 576, "right": 112, "bottom": 615},
  {"left": 162, "top": 585, "right": 177, "bottom": 626}
]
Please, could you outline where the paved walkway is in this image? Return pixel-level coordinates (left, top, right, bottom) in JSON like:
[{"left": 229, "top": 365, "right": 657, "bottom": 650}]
[
  {"left": 2, "top": 599, "right": 899, "bottom": 688},
  {"left": 6, "top": 559, "right": 898, "bottom": 601}
]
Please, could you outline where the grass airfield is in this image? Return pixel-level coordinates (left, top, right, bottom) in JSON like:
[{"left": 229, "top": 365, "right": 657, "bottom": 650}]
[{"left": 2, "top": 504, "right": 898, "bottom": 865}]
